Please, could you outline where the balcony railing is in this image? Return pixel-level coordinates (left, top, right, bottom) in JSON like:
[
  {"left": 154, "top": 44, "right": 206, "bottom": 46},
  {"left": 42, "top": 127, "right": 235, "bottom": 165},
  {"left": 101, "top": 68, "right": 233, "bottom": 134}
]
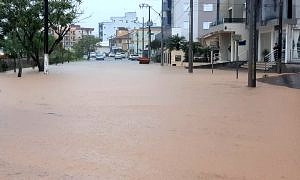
[{"left": 210, "top": 18, "right": 246, "bottom": 28}]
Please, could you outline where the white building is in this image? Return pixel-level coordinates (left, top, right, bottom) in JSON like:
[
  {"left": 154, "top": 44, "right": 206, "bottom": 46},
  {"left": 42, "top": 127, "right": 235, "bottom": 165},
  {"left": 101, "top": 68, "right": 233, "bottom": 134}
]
[
  {"left": 257, "top": 0, "right": 300, "bottom": 63},
  {"left": 99, "top": 12, "right": 142, "bottom": 44},
  {"left": 201, "top": 0, "right": 248, "bottom": 62},
  {"left": 171, "top": 0, "right": 218, "bottom": 41}
]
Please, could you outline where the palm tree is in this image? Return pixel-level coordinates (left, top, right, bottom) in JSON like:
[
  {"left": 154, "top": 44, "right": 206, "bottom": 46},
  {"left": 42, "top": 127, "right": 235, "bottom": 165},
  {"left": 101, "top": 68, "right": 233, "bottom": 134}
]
[{"left": 166, "top": 35, "right": 186, "bottom": 51}]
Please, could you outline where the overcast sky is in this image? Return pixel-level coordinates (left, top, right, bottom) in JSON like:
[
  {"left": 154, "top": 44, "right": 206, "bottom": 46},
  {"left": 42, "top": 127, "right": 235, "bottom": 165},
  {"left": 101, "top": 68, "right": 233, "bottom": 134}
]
[{"left": 78, "top": 0, "right": 162, "bottom": 35}]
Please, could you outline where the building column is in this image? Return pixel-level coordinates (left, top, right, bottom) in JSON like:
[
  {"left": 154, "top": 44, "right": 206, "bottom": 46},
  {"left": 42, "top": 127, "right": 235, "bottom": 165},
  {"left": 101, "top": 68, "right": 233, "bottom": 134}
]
[
  {"left": 285, "top": 24, "right": 293, "bottom": 63},
  {"left": 231, "top": 33, "right": 235, "bottom": 62},
  {"left": 293, "top": 29, "right": 300, "bottom": 59},
  {"left": 270, "top": 31, "right": 275, "bottom": 62},
  {"left": 258, "top": 31, "right": 262, "bottom": 62}
]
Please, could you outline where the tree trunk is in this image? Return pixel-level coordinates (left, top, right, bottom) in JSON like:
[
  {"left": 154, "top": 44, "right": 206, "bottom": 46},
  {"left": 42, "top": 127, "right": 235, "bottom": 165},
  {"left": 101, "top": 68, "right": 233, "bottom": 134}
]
[
  {"left": 17, "top": 58, "right": 22, "bottom": 77},
  {"left": 13, "top": 58, "right": 17, "bottom": 73},
  {"left": 35, "top": 55, "right": 44, "bottom": 72}
]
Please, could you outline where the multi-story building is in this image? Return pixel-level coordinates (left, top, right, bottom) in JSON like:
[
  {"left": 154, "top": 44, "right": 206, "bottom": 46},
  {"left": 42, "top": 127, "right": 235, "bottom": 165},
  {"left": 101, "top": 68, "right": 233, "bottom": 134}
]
[
  {"left": 129, "top": 27, "right": 162, "bottom": 56},
  {"left": 111, "top": 27, "right": 131, "bottom": 52},
  {"left": 99, "top": 12, "right": 142, "bottom": 43},
  {"left": 162, "top": 0, "right": 173, "bottom": 37},
  {"left": 171, "top": 0, "right": 218, "bottom": 41},
  {"left": 62, "top": 24, "right": 94, "bottom": 50},
  {"left": 257, "top": 0, "right": 300, "bottom": 63},
  {"left": 201, "top": 0, "right": 248, "bottom": 62}
]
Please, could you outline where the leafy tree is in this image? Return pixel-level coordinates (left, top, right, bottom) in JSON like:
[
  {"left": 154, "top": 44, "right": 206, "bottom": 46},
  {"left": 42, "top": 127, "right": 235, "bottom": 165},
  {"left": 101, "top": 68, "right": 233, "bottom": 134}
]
[
  {"left": 0, "top": 0, "right": 82, "bottom": 72},
  {"left": 73, "top": 35, "right": 99, "bottom": 60},
  {"left": 165, "top": 35, "right": 186, "bottom": 51},
  {"left": 181, "top": 41, "right": 211, "bottom": 62},
  {"left": 151, "top": 39, "right": 161, "bottom": 50},
  {"left": 3, "top": 32, "right": 26, "bottom": 77}
]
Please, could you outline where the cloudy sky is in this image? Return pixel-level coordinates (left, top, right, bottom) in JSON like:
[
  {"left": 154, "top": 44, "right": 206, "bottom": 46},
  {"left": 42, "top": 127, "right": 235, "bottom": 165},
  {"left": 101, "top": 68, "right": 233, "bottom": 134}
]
[{"left": 78, "top": 0, "right": 162, "bottom": 35}]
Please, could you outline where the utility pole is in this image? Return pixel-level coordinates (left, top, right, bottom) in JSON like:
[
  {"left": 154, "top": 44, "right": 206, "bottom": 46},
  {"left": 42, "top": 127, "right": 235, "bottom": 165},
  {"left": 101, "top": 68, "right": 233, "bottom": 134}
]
[
  {"left": 136, "top": 31, "right": 139, "bottom": 55},
  {"left": 148, "top": 6, "right": 151, "bottom": 61},
  {"left": 217, "top": 0, "right": 220, "bottom": 24},
  {"left": 188, "top": 0, "right": 193, "bottom": 73},
  {"left": 161, "top": 0, "right": 164, "bottom": 66},
  {"left": 248, "top": 0, "right": 257, "bottom": 87},
  {"left": 142, "top": 17, "right": 145, "bottom": 57},
  {"left": 44, "top": 0, "right": 49, "bottom": 74},
  {"left": 277, "top": 0, "right": 283, "bottom": 74}
]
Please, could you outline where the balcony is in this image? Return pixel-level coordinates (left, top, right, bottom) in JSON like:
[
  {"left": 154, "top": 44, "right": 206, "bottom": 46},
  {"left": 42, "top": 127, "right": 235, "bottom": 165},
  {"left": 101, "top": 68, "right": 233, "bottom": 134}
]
[{"left": 206, "top": 18, "right": 246, "bottom": 35}]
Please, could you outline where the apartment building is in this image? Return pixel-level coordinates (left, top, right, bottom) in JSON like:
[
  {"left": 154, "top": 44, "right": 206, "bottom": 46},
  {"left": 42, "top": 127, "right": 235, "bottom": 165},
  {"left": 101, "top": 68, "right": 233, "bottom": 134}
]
[
  {"left": 257, "top": 0, "right": 300, "bottom": 63},
  {"left": 171, "top": 0, "right": 218, "bottom": 41},
  {"left": 62, "top": 24, "right": 94, "bottom": 50},
  {"left": 99, "top": 12, "right": 142, "bottom": 44},
  {"left": 201, "top": 0, "right": 248, "bottom": 62}
]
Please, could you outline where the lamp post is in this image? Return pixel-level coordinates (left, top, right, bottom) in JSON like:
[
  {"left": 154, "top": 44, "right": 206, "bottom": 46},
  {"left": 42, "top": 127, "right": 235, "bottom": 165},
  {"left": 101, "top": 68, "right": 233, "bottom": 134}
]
[
  {"left": 247, "top": 0, "right": 258, "bottom": 87},
  {"left": 277, "top": 0, "right": 283, "bottom": 74},
  {"left": 140, "top": 3, "right": 152, "bottom": 60},
  {"left": 44, "top": 0, "right": 49, "bottom": 74},
  {"left": 161, "top": 0, "right": 164, "bottom": 66},
  {"left": 188, "top": 0, "right": 193, "bottom": 73}
]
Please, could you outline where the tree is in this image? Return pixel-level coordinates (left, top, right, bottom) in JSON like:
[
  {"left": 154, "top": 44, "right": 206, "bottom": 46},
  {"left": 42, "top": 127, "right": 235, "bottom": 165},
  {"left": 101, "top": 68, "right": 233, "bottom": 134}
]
[
  {"left": 165, "top": 35, "right": 186, "bottom": 51},
  {"left": 0, "top": 0, "right": 82, "bottom": 72},
  {"left": 73, "top": 35, "right": 99, "bottom": 60},
  {"left": 181, "top": 41, "right": 211, "bottom": 62},
  {"left": 3, "top": 32, "right": 26, "bottom": 77},
  {"left": 151, "top": 39, "right": 161, "bottom": 50}
]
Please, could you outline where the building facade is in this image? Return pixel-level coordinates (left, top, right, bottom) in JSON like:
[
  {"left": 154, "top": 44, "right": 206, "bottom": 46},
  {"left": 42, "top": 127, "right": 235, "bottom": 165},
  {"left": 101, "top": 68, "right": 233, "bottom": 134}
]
[
  {"left": 171, "top": 0, "right": 218, "bottom": 41},
  {"left": 129, "top": 27, "right": 162, "bottom": 56},
  {"left": 62, "top": 24, "right": 94, "bottom": 50},
  {"left": 257, "top": 0, "right": 300, "bottom": 63},
  {"left": 99, "top": 12, "right": 142, "bottom": 44},
  {"left": 201, "top": 0, "right": 248, "bottom": 62}
]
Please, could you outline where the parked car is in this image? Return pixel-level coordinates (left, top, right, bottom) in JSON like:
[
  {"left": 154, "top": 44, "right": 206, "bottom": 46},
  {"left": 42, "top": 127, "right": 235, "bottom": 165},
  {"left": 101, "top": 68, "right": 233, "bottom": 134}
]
[
  {"left": 120, "top": 52, "right": 126, "bottom": 58},
  {"left": 129, "top": 54, "right": 139, "bottom": 61},
  {"left": 108, "top": 52, "right": 115, "bottom": 57},
  {"left": 96, "top": 53, "right": 105, "bottom": 60},
  {"left": 115, "top": 53, "right": 122, "bottom": 60},
  {"left": 90, "top": 52, "right": 96, "bottom": 58}
]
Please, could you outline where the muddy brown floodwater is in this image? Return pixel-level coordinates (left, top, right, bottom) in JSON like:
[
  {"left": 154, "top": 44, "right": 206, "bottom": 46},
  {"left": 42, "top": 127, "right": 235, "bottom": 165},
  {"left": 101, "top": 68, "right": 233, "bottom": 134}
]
[{"left": 0, "top": 60, "right": 300, "bottom": 180}]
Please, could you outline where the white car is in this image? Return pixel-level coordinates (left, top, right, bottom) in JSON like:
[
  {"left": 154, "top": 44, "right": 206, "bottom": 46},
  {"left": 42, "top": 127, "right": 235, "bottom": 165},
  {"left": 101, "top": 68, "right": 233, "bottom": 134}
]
[
  {"left": 90, "top": 52, "right": 96, "bottom": 58},
  {"left": 120, "top": 52, "right": 126, "bottom": 58},
  {"left": 108, "top": 53, "right": 115, "bottom": 57},
  {"left": 115, "top": 53, "right": 122, "bottom": 60},
  {"left": 129, "top": 54, "right": 139, "bottom": 61}
]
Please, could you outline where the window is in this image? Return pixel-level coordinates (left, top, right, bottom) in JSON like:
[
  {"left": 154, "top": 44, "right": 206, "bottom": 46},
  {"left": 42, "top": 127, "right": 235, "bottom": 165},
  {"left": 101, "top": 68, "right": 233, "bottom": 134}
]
[
  {"left": 203, "top": 4, "right": 213, "bottom": 11},
  {"left": 203, "top": 22, "right": 211, "bottom": 30}
]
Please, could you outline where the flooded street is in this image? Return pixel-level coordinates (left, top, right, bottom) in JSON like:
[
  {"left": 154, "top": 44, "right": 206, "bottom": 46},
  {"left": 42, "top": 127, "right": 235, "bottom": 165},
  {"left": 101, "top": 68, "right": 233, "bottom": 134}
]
[{"left": 0, "top": 60, "right": 300, "bottom": 179}]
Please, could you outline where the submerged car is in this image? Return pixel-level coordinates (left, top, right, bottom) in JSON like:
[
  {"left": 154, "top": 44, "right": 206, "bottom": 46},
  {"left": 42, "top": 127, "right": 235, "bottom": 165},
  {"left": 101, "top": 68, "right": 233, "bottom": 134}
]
[
  {"left": 115, "top": 53, "right": 122, "bottom": 60},
  {"left": 120, "top": 52, "right": 126, "bottom": 58},
  {"left": 96, "top": 53, "right": 105, "bottom": 60},
  {"left": 108, "top": 52, "right": 115, "bottom": 57},
  {"left": 129, "top": 54, "right": 139, "bottom": 61}
]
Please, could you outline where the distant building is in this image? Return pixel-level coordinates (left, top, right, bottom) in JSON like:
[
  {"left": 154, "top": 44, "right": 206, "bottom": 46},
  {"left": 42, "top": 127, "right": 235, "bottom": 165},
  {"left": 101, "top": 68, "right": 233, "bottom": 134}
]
[
  {"left": 129, "top": 27, "right": 162, "bottom": 56},
  {"left": 61, "top": 24, "right": 94, "bottom": 50},
  {"left": 99, "top": 12, "right": 142, "bottom": 44}
]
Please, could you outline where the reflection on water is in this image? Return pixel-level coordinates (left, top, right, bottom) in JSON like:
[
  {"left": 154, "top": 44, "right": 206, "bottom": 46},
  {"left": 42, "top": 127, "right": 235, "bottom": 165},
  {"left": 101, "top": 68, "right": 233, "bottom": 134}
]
[{"left": 258, "top": 73, "right": 300, "bottom": 89}]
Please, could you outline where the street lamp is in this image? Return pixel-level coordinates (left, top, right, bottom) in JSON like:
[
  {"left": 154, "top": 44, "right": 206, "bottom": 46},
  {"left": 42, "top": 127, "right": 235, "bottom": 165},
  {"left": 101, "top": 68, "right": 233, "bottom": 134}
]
[
  {"left": 140, "top": 3, "right": 152, "bottom": 61},
  {"left": 44, "top": 0, "right": 49, "bottom": 74},
  {"left": 140, "top": 3, "right": 164, "bottom": 64}
]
